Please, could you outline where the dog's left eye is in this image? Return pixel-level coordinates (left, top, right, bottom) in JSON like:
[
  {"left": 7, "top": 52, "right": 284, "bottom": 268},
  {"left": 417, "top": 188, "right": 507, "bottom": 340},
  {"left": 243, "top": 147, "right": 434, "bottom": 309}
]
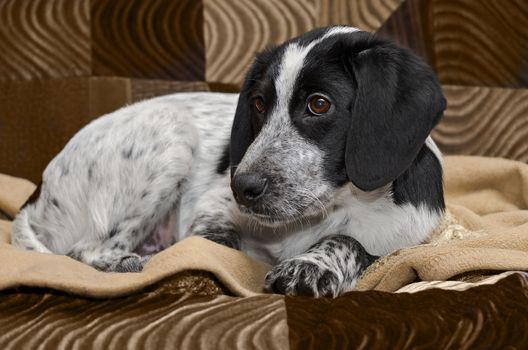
[
  {"left": 255, "top": 97, "right": 266, "bottom": 114},
  {"left": 307, "top": 95, "right": 331, "bottom": 115}
]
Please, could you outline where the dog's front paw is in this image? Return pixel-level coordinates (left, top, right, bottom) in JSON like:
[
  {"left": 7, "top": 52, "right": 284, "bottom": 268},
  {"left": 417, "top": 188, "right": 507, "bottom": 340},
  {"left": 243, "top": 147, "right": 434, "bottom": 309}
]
[
  {"left": 265, "top": 259, "right": 340, "bottom": 297},
  {"left": 113, "top": 254, "right": 151, "bottom": 273}
]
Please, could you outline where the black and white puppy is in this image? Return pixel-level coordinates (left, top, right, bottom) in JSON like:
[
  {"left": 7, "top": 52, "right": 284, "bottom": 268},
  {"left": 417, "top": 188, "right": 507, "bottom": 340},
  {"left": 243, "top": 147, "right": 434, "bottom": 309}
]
[{"left": 12, "top": 26, "right": 446, "bottom": 297}]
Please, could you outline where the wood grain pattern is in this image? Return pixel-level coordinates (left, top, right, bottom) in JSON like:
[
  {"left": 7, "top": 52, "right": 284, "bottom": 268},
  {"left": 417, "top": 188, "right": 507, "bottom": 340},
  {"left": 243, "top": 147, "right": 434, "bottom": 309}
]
[
  {"left": 204, "top": 0, "right": 316, "bottom": 87},
  {"left": 0, "top": 291, "right": 288, "bottom": 350},
  {"left": 1, "top": 273, "right": 526, "bottom": 349},
  {"left": 317, "top": 0, "right": 404, "bottom": 31},
  {"left": 376, "top": 0, "right": 434, "bottom": 66},
  {"left": 433, "top": 85, "right": 528, "bottom": 162},
  {"left": 91, "top": 0, "right": 205, "bottom": 80},
  {"left": 433, "top": 0, "right": 528, "bottom": 87},
  {"left": 288, "top": 274, "right": 528, "bottom": 349},
  {"left": 0, "top": 0, "right": 90, "bottom": 81}
]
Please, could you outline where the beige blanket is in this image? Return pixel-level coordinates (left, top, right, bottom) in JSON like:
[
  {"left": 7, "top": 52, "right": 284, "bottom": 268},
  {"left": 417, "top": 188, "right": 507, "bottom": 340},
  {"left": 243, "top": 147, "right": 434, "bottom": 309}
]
[{"left": 1, "top": 155, "right": 527, "bottom": 297}]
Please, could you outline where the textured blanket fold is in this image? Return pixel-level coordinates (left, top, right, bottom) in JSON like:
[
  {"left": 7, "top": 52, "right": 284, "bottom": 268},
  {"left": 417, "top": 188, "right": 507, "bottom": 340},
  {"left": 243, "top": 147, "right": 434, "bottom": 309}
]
[{"left": 1, "top": 155, "right": 527, "bottom": 297}]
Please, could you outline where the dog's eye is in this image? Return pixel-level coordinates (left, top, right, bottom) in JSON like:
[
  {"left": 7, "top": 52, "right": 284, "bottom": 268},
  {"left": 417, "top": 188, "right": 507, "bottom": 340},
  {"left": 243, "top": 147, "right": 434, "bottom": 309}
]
[
  {"left": 307, "top": 95, "right": 331, "bottom": 115},
  {"left": 255, "top": 97, "right": 266, "bottom": 113}
]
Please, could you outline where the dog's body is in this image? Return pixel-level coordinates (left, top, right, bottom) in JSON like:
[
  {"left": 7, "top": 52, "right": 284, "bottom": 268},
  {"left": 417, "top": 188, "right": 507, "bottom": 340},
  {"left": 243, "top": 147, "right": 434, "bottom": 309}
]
[{"left": 12, "top": 26, "right": 446, "bottom": 297}]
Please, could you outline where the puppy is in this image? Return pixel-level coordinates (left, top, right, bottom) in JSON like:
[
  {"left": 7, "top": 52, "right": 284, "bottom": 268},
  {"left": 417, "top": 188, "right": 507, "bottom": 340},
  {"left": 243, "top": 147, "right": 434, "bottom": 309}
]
[{"left": 12, "top": 26, "right": 446, "bottom": 297}]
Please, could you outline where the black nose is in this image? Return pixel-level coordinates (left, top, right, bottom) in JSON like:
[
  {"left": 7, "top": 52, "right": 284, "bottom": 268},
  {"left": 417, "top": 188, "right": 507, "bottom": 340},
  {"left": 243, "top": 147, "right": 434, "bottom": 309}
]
[{"left": 231, "top": 173, "right": 268, "bottom": 207}]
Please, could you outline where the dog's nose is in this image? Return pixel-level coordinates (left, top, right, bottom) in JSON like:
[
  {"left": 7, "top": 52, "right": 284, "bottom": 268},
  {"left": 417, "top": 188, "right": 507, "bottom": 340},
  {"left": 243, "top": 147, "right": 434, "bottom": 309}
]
[{"left": 231, "top": 173, "right": 268, "bottom": 207}]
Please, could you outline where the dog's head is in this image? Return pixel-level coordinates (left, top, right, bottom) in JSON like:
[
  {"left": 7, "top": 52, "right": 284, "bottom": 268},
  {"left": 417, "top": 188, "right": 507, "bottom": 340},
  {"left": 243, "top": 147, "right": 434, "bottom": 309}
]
[{"left": 229, "top": 26, "right": 446, "bottom": 226}]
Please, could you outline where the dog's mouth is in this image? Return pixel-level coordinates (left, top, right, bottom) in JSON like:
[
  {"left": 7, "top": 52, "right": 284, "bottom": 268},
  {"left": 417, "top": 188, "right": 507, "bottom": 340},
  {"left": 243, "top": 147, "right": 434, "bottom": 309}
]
[{"left": 237, "top": 196, "right": 333, "bottom": 227}]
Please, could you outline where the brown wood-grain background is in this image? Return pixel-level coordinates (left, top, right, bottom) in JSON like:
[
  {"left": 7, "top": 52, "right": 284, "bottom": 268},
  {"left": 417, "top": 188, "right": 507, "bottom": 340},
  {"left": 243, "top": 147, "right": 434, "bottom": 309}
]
[{"left": 0, "top": 0, "right": 527, "bottom": 183}]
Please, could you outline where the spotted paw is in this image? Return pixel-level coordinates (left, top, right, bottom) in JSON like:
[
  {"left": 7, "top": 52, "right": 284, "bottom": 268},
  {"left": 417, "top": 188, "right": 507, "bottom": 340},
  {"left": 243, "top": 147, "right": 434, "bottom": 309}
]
[
  {"left": 264, "top": 259, "right": 340, "bottom": 297},
  {"left": 113, "top": 254, "right": 151, "bottom": 273}
]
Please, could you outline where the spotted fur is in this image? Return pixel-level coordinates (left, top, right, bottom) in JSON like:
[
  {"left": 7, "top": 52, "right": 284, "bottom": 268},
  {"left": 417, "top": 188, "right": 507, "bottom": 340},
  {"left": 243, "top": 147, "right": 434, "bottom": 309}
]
[
  {"left": 265, "top": 235, "right": 377, "bottom": 297},
  {"left": 12, "top": 26, "right": 446, "bottom": 297}
]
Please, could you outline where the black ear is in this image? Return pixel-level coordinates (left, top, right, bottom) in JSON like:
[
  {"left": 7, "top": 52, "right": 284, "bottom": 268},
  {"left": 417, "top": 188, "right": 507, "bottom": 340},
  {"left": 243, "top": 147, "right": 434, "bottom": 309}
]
[
  {"left": 229, "top": 47, "right": 278, "bottom": 178},
  {"left": 345, "top": 34, "right": 446, "bottom": 191},
  {"left": 229, "top": 83, "right": 253, "bottom": 178}
]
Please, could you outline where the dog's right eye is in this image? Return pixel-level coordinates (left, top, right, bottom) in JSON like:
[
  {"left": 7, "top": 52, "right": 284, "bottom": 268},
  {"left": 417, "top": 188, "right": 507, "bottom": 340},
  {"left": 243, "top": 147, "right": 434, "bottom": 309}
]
[
  {"left": 255, "top": 97, "right": 266, "bottom": 114},
  {"left": 307, "top": 95, "right": 331, "bottom": 115}
]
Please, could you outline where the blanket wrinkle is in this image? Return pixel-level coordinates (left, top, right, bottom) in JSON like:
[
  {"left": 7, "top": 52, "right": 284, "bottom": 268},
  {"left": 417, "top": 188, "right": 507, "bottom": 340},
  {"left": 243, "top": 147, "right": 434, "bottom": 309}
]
[{"left": 1, "top": 155, "right": 528, "bottom": 297}]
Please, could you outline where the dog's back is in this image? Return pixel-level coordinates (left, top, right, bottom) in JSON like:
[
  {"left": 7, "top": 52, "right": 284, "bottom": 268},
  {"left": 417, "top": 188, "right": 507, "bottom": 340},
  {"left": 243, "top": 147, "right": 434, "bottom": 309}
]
[{"left": 12, "top": 92, "right": 237, "bottom": 271}]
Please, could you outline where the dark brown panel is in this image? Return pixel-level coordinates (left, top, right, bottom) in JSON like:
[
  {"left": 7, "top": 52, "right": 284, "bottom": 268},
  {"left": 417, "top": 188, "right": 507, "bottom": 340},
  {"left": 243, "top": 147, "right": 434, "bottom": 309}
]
[
  {"left": 92, "top": 0, "right": 205, "bottom": 80},
  {"left": 130, "top": 80, "right": 209, "bottom": 102},
  {"left": 433, "top": 85, "right": 528, "bottom": 162},
  {"left": 0, "top": 78, "right": 130, "bottom": 182},
  {"left": 0, "top": 77, "right": 218, "bottom": 182},
  {"left": 288, "top": 274, "right": 528, "bottom": 349},
  {"left": 0, "top": 0, "right": 90, "bottom": 81},
  {"left": 433, "top": 0, "right": 528, "bottom": 87},
  {"left": 317, "top": 0, "right": 404, "bottom": 31},
  {"left": 377, "top": 0, "right": 435, "bottom": 67}
]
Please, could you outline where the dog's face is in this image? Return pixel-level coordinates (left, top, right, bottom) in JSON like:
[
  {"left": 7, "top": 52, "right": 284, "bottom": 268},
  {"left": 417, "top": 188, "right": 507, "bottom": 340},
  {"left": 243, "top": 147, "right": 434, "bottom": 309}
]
[{"left": 229, "top": 26, "right": 446, "bottom": 226}]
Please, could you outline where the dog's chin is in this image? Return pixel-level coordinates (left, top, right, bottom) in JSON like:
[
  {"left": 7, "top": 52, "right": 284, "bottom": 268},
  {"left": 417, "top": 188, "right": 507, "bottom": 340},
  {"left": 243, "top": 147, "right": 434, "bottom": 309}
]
[{"left": 237, "top": 203, "right": 329, "bottom": 228}]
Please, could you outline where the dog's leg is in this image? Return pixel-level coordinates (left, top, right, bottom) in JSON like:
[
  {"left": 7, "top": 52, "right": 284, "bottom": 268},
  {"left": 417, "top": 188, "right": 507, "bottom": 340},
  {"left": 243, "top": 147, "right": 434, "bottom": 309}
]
[
  {"left": 188, "top": 184, "right": 240, "bottom": 250},
  {"left": 190, "top": 217, "right": 240, "bottom": 249},
  {"left": 67, "top": 220, "right": 156, "bottom": 272},
  {"left": 68, "top": 242, "right": 151, "bottom": 273},
  {"left": 265, "top": 235, "right": 378, "bottom": 297}
]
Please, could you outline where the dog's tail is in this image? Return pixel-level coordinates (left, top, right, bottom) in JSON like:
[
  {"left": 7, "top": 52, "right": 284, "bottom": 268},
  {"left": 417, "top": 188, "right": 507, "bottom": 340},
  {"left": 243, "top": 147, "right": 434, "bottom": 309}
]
[{"left": 11, "top": 210, "right": 53, "bottom": 253}]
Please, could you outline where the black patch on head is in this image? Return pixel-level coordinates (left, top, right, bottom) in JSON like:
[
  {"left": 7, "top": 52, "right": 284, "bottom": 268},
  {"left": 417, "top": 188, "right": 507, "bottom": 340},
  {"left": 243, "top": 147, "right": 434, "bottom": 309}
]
[
  {"left": 216, "top": 141, "right": 230, "bottom": 174},
  {"left": 291, "top": 29, "right": 445, "bottom": 193},
  {"left": 289, "top": 38, "right": 357, "bottom": 187},
  {"left": 392, "top": 145, "right": 445, "bottom": 211},
  {"left": 229, "top": 46, "right": 284, "bottom": 177}
]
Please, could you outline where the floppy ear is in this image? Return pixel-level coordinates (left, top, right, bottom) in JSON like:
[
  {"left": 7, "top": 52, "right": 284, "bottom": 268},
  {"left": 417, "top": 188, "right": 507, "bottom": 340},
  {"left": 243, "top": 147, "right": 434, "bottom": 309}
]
[
  {"left": 229, "top": 48, "right": 277, "bottom": 178},
  {"left": 229, "top": 84, "right": 253, "bottom": 178},
  {"left": 345, "top": 34, "right": 446, "bottom": 191}
]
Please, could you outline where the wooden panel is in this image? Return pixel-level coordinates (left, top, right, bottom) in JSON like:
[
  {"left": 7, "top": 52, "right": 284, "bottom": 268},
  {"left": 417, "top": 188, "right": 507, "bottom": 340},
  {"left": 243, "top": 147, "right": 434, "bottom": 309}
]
[
  {"left": 130, "top": 80, "right": 209, "bottom": 102},
  {"left": 0, "top": 0, "right": 90, "bottom": 81},
  {"left": 0, "top": 291, "right": 287, "bottom": 350},
  {"left": 433, "top": 85, "right": 528, "bottom": 162},
  {"left": 433, "top": 0, "right": 528, "bottom": 87},
  {"left": 376, "top": 0, "right": 435, "bottom": 67},
  {"left": 0, "top": 78, "right": 221, "bottom": 182},
  {"left": 91, "top": 0, "right": 205, "bottom": 80},
  {"left": 288, "top": 274, "right": 528, "bottom": 349},
  {"left": 204, "top": 0, "right": 316, "bottom": 87},
  {"left": 0, "top": 78, "right": 131, "bottom": 182},
  {"left": 317, "top": 0, "right": 404, "bottom": 31}
]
